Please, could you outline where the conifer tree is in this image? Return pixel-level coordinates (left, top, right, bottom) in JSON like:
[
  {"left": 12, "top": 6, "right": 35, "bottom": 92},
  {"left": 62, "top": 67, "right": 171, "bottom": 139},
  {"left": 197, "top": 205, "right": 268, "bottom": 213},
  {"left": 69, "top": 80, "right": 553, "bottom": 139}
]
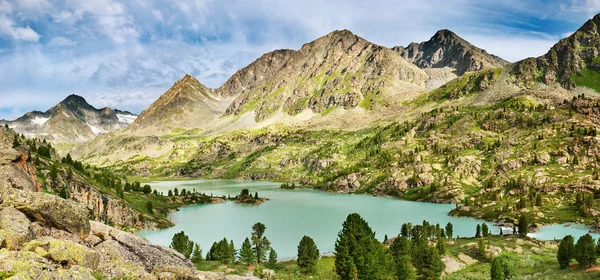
[
  {"left": 575, "top": 234, "right": 597, "bottom": 268},
  {"left": 170, "top": 231, "right": 194, "bottom": 259},
  {"left": 267, "top": 248, "right": 277, "bottom": 268},
  {"left": 191, "top": 244, "right": 203, "bottom": 264},
  {"left": 518, "top": 215, "right": 529, "bottom": 237},
  {"left": 476, "top": 224, "right": 481, "bottom": 238},
  {"left": 445, "top": 222, "right": 453, "bottom": 239},
  {"left": 239, "top": 237, "right": 255, "bottom": 266},
  {"left": 557, "top": 235, "right": 574, "bottom": 269},
  {"left": 334, "top": 213, "right": 385, "bottom": 280},
  {"left": 297, "top": 235, "right": 320, "bottom": 273},
  {"left": 490, "top": 257, "right": 503, "bottom": 280}
]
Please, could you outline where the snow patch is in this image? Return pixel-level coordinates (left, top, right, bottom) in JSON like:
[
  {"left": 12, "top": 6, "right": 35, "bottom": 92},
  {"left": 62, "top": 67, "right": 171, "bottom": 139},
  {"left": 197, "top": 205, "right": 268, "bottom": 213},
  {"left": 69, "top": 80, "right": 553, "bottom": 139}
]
[
  {"left": 31, "top": 117, "right": 49, "bottom": 125},
  {"left": 86, "top": 123, "right": 107, "bottom": 135},
  {"left": 117, "top": 114, "right": 137, "bottom": 124}
]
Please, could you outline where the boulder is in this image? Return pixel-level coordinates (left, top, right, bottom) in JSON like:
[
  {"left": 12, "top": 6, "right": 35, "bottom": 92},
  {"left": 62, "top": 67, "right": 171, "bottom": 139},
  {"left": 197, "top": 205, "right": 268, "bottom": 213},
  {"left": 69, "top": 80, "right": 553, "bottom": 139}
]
[
  {"left": 0, "top": 186, "right": 90, "bottom": 238},
  {"left": 442, "top": 255, "right": 465, "bottom": 274},
  {"left": 152, "top": 265, "right": 200, "bottom": 280},
  {"left": 0, "top": 165, "right": 37, "bottom": 192},
  {"left": 0, "top": 147, "right": 20, "bottom": 165},
  {"left": 0, "top": 207, "right": 32, "bottom": 249},
  {"left": 91, "top": 221, "right": 194, "bottom": 274}
]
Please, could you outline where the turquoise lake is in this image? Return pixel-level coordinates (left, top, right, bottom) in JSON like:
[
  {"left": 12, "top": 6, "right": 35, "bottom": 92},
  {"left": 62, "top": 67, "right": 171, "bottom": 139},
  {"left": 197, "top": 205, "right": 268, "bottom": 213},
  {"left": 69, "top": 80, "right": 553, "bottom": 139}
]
[{"left": 139, "top": 180, "right": 600, "bottom": 259}]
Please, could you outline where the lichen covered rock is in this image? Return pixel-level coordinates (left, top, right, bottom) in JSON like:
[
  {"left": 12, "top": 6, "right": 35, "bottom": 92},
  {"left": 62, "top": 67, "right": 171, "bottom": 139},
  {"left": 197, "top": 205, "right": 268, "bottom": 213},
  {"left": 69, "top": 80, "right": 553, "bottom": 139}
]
[{"left": 0, "top": 207, "right": 32, "bottom": 249}]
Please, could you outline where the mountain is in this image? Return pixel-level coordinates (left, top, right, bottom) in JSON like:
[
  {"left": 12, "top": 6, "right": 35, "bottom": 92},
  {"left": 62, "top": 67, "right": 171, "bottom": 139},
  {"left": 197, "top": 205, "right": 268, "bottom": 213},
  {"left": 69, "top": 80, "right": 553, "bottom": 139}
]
[
  {"left": 512, "top": 14, "right": 600, "bottom": 91},
  {"left": 393, "top": 29, "right": 509, "bottom": 75},
  {"left": 220, "top": 29, "right": 429, "bottom": 122},
  {"left": 128, "top": 74, "right": 230, "bottom": 135},
  {"left": 0, "top": 95, "right": 137, "bottom": 143}
]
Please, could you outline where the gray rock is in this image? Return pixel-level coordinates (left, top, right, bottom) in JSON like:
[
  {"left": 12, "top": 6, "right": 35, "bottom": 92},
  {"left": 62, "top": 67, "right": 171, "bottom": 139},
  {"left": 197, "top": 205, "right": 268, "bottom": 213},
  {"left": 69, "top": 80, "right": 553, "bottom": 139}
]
[
  {"left": 0, "top": 207, "right": 32, "bottom": 249},
  {"left": 91, "top": 221, "right": 195, "bottom": 274},
  {"left": 0, "top": 185, "right": 91, "bottom": 238}
]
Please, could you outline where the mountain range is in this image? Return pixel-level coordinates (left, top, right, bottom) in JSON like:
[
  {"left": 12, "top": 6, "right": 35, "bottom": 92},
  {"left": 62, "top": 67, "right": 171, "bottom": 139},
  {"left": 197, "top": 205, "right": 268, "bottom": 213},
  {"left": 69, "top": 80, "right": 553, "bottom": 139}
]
[{"left": 0, "top": 95, "right": 137, "bottom": 143}]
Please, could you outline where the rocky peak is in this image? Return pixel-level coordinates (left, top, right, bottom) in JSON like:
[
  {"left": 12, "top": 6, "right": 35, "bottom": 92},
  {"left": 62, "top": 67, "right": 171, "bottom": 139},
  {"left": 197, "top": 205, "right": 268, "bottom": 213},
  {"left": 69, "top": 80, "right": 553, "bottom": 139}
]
[
  {"left": 512, "top": 13, "right": 600, "bottom": 90},
  {"left": 129, "top": 74, "right": 225, "bottom": 135},
  {"left": 393, "top": 29, "right": 508, "bottom": 75}
]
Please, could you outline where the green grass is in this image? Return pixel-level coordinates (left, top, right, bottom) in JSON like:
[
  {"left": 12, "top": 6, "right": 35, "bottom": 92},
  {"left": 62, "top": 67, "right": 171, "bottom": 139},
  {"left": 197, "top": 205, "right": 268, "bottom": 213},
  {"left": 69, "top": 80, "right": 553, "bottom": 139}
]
[
  {"left": 571, "top": 67, "right": 600, "bottom": 92},
  {"left": 273, "top": 256, "right": 338, "bottom": 279}
]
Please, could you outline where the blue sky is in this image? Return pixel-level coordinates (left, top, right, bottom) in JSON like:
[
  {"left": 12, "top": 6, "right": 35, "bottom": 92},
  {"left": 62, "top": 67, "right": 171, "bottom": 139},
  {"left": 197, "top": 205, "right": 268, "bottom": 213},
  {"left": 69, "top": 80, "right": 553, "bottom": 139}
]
[{"left": 0, "top": 0, "right": 598, "bottom": 120}]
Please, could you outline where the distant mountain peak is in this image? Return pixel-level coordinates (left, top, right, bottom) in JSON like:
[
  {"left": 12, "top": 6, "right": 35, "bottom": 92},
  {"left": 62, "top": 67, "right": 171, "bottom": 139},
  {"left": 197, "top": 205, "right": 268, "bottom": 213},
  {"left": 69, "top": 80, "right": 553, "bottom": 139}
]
[{"left": 393, "top": 30, "right": 508, "bottom": 75}]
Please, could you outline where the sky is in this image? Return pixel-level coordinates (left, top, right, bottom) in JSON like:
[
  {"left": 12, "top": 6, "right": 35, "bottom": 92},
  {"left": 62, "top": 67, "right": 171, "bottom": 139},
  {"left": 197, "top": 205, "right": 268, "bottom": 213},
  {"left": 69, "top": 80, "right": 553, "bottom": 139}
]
[{"left": 0, "top": 0, "right": 599, "bottom": 120}]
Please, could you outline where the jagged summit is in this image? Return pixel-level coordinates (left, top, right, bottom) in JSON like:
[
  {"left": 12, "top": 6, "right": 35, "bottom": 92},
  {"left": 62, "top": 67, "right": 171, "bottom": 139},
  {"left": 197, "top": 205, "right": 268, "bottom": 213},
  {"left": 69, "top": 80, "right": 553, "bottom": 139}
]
[{"left": 393, "top": 29, "right": 508, "bottom": 75}]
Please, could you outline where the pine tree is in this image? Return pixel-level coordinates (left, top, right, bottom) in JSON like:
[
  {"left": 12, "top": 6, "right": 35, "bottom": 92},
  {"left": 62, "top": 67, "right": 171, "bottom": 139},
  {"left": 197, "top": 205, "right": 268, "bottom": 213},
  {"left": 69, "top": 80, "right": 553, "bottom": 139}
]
[
  {"left": 557, "top": 235, "right": 574, "bottom": 269},
  {"left": 334, "top": 213, "right": 385, "bottom": 280},
  {"left": 575, "top": 234, "right": 597, "bottom": 268},
  {"left": 267, "top": 249, "right": 277, "bottom": 268},
  {"left": 490, "top": 257, "right": 503, "bottom": 280},
  {"left": 297, "top": 235, "right": 320, "bottom": 273},
  {"left": 476, "top": 224, "right": 481, "bottom": 238},
  {"left": 413, "top": 244, "right": 444, "bottom": 279},
  {"left": 482, "top": 224, "right": 489, "bottom": 237},
  {"left": 478, "top": 238, "right": 486, "bottom": 258},
  {"left": 168, "top": 190, "right": 173, "bottom": 196},
  {"left": 169, "top": 231, "right": 194, "bottom": 259},
  {"left": 251, "top": 222, "right": 271, "bottom": 265},
  {"left": 518, "top": 215, "right": 529, "bottom": 237},
  {"left": 191, "top": 244, "right": 203, "bottom": 264},
  {"left": 239, "top": 237, "right": 255, "bottom": 266},
  {"left": 436, "top": 236, "right": 446, "bottom": 255},
  {"left": 146, "top": 201, "right": 153, "bottom": 214},
  {"left": 445, "top": 222, "right": 453, "bottom": 239}
]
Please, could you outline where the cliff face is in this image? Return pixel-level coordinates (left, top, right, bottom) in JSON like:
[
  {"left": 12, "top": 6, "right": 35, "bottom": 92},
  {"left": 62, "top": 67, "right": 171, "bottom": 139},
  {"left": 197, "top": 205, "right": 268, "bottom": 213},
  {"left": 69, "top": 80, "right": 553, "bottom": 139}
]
[{"left": 67, "top": 182, "right": 152, "bottom": 229}]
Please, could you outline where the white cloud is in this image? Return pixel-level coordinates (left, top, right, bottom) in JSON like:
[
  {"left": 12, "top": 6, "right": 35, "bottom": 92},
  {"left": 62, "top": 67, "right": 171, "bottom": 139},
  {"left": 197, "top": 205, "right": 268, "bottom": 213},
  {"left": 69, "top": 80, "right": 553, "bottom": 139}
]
[
  {"left": 152, "top": 9, "right": 163, "bottom": 22},
  {"left": 49, "top": 36, "right": 77, "bottom": 47},
  {"left": 0, "top": 14, "right": 39, "bottom": 41}
]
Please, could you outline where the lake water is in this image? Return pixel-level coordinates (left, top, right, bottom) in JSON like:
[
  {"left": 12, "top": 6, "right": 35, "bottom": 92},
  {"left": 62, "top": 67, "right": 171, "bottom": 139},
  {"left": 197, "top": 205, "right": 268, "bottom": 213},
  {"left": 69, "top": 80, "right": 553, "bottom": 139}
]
[{"left": 139, "top": 180, "right": 600, "bottom": 259}]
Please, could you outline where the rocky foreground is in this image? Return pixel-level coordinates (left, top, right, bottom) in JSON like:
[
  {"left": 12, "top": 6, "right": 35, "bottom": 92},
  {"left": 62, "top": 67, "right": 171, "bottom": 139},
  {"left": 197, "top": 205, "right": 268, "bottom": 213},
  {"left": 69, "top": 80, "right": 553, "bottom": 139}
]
[{"left": 0, "top": 131, "right": 257, "bottom": 279}]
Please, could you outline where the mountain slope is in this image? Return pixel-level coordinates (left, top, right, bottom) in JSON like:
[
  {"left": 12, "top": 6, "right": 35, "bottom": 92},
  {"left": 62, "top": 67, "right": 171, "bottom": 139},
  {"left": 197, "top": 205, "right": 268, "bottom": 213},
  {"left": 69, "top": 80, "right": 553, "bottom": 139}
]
[
  {"left": 221, "top": 30, "right": 429, "bottom": 122},
  {"left": 0, "top": 95, "right": 136, "bottom": 143},
  {"left": 128, "top": 74, "right": 230, "bottom": 135},
  {"left": 512, "top": 14, "right": 600, "bottom": 91},
  {"left": 393, "top": 29, "right": 509, "bottom": 75}
]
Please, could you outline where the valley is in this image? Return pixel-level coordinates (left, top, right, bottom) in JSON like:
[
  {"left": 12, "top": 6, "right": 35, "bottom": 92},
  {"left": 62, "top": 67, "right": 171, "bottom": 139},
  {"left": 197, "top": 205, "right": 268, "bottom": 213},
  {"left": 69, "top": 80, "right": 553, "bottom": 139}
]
[{"left": 3, "top": 9, "right": 600, "bottom": 280}]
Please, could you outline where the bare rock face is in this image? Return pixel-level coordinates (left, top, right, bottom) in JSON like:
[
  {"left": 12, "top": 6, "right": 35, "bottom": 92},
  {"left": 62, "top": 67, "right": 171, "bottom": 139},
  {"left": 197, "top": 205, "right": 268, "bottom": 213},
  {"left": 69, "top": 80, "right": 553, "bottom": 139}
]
[
  {"left": 393, "top": 29, "right": 508, "bottom": 75},
  {"left": 68, "top": 182, "right": 146, "bottom": 229}
]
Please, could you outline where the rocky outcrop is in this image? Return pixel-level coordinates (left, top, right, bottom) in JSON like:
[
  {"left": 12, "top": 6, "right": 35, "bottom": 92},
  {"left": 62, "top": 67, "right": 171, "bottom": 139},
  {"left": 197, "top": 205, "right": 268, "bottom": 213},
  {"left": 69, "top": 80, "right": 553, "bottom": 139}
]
[
  {"left": 0, "top": 185, "right": 91, "bottom": 238},
  {"left": 68, "top": 182, "right": 146, "bottom": 228},
  {"left": 393, "top": 29, "right": 508, "bottom": 75}
]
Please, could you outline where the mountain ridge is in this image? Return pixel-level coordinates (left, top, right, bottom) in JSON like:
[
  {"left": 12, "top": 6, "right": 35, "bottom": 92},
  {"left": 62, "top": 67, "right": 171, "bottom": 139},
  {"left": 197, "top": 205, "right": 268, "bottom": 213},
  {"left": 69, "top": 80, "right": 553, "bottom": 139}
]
[{"left": 0, "top": 94, "right": 137, "bottom": 143}]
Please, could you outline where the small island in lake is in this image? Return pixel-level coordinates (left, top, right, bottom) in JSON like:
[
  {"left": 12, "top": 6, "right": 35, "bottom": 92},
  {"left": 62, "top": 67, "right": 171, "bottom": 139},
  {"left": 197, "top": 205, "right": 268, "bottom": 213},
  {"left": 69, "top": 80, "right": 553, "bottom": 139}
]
[{"left": 234, "top": 188, "right": 269, "bottom": 205}]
